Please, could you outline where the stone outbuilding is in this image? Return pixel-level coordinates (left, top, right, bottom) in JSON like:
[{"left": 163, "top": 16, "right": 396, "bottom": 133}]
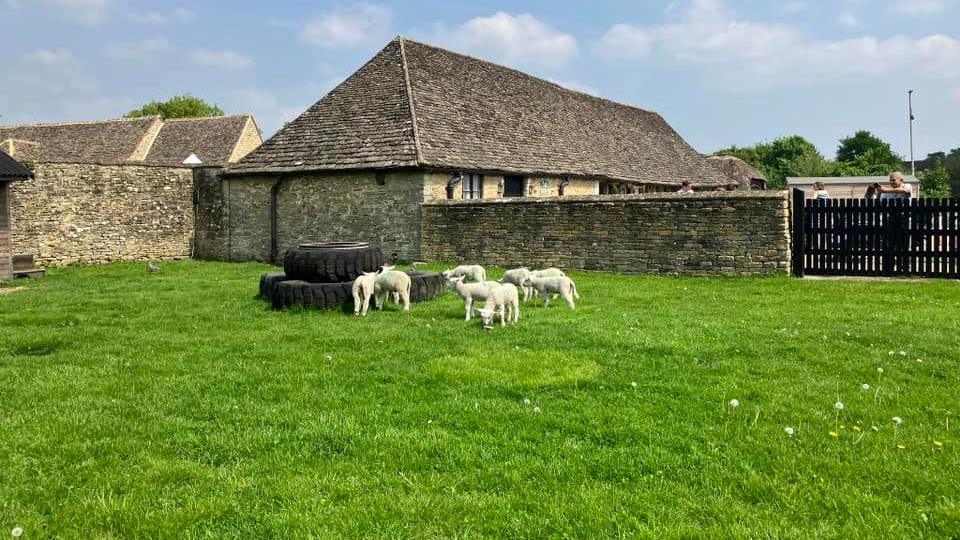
[
  {"left": 0, "top": 150, "right": 33, "bottom": 280},
  {"left": 217, "top": 36, "right": 728, "bottom": 262},
  {"left": 0, "top": 115, "right": 262, "bottom": 266},
  {"left": 707, "top": 155, "right": 768, "bottom": 190}
]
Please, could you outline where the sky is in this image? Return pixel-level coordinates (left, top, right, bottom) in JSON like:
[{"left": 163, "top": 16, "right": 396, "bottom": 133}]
[{"left": 2, "top": 0, "right": 958, "bottom": 160}]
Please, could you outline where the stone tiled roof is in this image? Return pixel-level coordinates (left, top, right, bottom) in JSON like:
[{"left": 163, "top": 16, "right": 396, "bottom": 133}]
[
  {"left": 707, "top": 155, "right": 767, "bottom": 188},
  {"left": 231, "top": 37, "right": 727, "bottom": 185},
  {"left": 0, "top": 115, "right": 258, "bottom": 166},
  {"left": 0, "top": 149, "right": 33, "bottom": 180},
  {"left": 144, "top": 115, "right": 254, "bottom": 166}
]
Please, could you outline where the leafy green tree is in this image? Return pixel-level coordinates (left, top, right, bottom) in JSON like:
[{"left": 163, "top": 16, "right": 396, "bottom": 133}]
[
  {"left": 945, "top": 147, "right": 960, "bottom": 196},
  {"left": 918, "top": 159, "right": 952, "bottom": 198},
  {"left": 714, "top": 135, "right": 834, "bottom": 189},
  {"left": 836, "top": 130, "right": 902, "bottom": 174},
  {"left": 125, "top": 95, "right": 224, "bottom": 119}
]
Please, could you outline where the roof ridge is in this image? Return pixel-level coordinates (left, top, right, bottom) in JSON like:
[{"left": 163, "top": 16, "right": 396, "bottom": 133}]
[
  {"left": 397, "top": 37, "right": 424, "bottom": 166},
  {"left": 398, "top": 36, "right": 660, "bottom": 117},
  {"left": 163, "top": 114, "right": 252, "bottom": 123},
  {"left": 0, "top": 116, "right": 160, "bottom": 129}
]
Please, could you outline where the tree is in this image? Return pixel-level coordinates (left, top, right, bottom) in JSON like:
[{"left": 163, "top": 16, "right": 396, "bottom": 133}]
[
  {"left": 945, "top": 147, "right": 960, "bottom": 197},
  {"left": 125, "top": 95, "right": 224, "bottom": 119},
  {"left": 836, "top": 130, "right": 902, "bottom": 174},
  {"left": 714, "top": 135, "right": 834, "bottom": 189},
  {"left": 918, "top": 159, "right": 952, "bottom": 198}
]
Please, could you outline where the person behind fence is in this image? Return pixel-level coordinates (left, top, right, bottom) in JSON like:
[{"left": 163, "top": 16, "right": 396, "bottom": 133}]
[
  {"left": 864, "top": 182, "right": 880, "bottom": 199},
  {"left": 677, "top": 180, "right": 694, "bottom": 194},
  {"left": 877, "top": 171, "right": 913, "bottom": 199},
  {"left": 812, "top": 181, "right": 830, "bottom": 199}
]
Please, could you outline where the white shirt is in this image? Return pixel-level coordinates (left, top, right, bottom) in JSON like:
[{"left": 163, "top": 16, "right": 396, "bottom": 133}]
[
  {"left": 880, "top": 183, "right": 912, "bottom": 199},
  {"left": 813, "top": 189, "right": 830, "bottom": 199}
]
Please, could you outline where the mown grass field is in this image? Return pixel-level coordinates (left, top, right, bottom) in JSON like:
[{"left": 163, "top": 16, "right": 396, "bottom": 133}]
[{"left": 1, "top": 261, "right": 958, "bottom": 538}]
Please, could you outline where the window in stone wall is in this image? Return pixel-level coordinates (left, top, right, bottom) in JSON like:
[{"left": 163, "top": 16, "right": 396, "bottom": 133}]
[
  {"left": 503, "top": 175, "right": 524, "bottom": 197},
  {"left": 462, "top": 173, "right": 484, "bottom": 199}
]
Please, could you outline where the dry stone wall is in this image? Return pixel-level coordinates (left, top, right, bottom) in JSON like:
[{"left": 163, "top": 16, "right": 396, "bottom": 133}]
[
  {"left": 421, "top": 192, "right": 791, "bottom": 276},
  {"left": 9, "top": 163, "right": 194, "bottom": 266}
]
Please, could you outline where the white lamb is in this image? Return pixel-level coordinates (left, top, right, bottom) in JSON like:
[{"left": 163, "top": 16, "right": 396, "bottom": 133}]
[
  {"left": 500, "top": 267, "right": 533, "bottom": 301},
  {"left": 448, "top": 276, "right": 501, "bottom": 321},
  {"left": 442, "top": 264, "right": 486, "bottom": 283},
  {"left": 352, "top": 270, "right": 379, "bottom": 316},
  {"left": 474, "top": 283, "right": 521, "bottom": 328},
  {"left": 528, "top": 268, "right": 566, "bottom": 300},
  {"left": 522, "top": 275, "right": 580, "bottom": 309},
  {"left": 374, "top": 270, "right": 411, "bottom": 311}
]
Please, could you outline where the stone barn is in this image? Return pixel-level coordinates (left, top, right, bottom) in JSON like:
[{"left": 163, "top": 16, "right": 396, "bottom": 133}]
[
  {"left": 0, "top": 150, "right": 33, "bottom": 280},
  {"left": 215, "top": 36, "right": 728, "bottom": 263},
  {"left": 0, "top": 115, "right": 262, "bottom": 266},
  {"left": 708, "top": 155, "right": 768, "bottom": 190}
]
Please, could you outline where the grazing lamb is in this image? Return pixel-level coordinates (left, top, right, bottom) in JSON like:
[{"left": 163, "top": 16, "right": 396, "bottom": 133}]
[
  {"left": 531, "top": 267, "right": 565, "bottom": 279},
  {"left": 474, "top": 283, "right": 521, "bottom": 328},
  {"left": 352, "top": 271, "right": 379, "bottom": 316},
  {"left": 374, "top": 270, "right": 411, "bottom": 311},
  {"left": 500, "top": 267, "right": 533, "bottom": 301},
  {"left": 448, "top": 276, "right": 501, "bottom": 320},
  {"left": 522, "top": 275, "right": 580, "bottom": 309},
  {"left": 442, "top": 264, "right": 486, "bottom": 283}
]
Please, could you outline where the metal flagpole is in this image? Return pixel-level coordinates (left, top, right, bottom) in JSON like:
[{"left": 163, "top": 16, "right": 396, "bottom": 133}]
[{"left": 908, "top": 90, "right": 915, "bottom": 177}]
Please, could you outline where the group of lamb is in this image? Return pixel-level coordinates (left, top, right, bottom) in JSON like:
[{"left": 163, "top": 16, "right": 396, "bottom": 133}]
[{"left": 351, "top": 263, "right": 579, "bottom": 329}]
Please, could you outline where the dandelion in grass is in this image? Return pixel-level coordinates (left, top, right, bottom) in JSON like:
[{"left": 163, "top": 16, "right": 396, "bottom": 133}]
[
  {"left": 897, "top": 443, "right": 906, "bottom": 450},
  {"left": 833, "top": 401, "right": 845, "bottom": 432},
  {"left": 852, "top": 425, "right": 861, "bottom": 433},
  {"left": 872, "top": 425, "right": 879, "bottom": 432},
  {"left": 862, "top": 383, "right": 870, "bottom": 391},
  {"left": 888, "top": 351, "right": 895, "bottom": 356},
  {"left": 933, "top": 441, "right": 944, "bottom": 450},
  {"left": 523, "top": 398, "right": 531, "bottom": 406},
  {"left": 533, "top": 406, "right": 541, "bottom": 414},
  {"left": 899, "top": 350, "right": 906, "bottom": 356},
  {"left": 893, "top": 416, "right": 902, "bottom": 426},
  {"left": 835, "top": 402, "right": 844, "bottom": 411},
  {"left": 630, "top": 381, "right": 638, "bottom": 389},
  {"left": 877, "top": 367, "right": 884, "bottom": 374},
  {"left": 11, "top": 527, "right": 23, "bottom": 539},
  {"left": 829, "top": 431, "right": 839, "bottom": 438},
  {"left": 892, "top": 416, "right": 903, "bottom": 448},
  {"left": 784, "top": 426, "right": 795, "bottom": 437},
  {"left": 729, "top": 399, "right": 739, "bottom": 409}
]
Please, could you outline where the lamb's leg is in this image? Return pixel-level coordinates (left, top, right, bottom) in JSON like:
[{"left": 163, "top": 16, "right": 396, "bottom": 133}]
[
  {"left": 465, "top": 297, "right": 472, "bottom": 321},
  {"left": 514, "top": 300, "right": 520, "bottom": 322},
  {"left": 542, "top": 292, "right": 550, "bottom": 308},
  {"left": 353, "top": 291, "right": 361, "bottom": 316},
  {"left": 565, "top": 291, "right": 575, "bottom": 309},
  {"left": 375, "top": 292, "right": 384, "bottom": 310},
  {"left": 362, "top": 291, "right": 371, "bottom": 316},
  {"left": 402, "top": 289, "right": 410, "bottom": 311},
  {"left": 500, "top": 306, "right": 506, "bottom": 327}
]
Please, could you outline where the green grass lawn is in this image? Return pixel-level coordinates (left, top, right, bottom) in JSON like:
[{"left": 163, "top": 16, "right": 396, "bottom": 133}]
[{"left": 1, "top": 261, "right": 958, "bottom": 538}]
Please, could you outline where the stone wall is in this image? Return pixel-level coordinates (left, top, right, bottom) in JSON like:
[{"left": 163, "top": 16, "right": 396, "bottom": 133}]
[
  {"left": 421, "top": 192, "right": 791, "bottom": 276},
  {"left": 0, "top": 182, "right": 11, "bottom": 280},
  {"left": 9, "top": 163, "right": 195, "bottom": 266},
  {"left": 201, "top": 170, "right": 427, "bottom": 263},
  {"left": 424, "top": 172, "right": 597, "bottom": 201}
]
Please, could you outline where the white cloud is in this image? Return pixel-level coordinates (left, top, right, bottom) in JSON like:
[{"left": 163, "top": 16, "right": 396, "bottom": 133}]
[
  {"left": 299, "top": 4, "right": 393, "bottom": 48},
  {"left": 105, "top": 38, "right": 172, "bottom": 60},
  {"left": 189, "top": 49, "right": 254, "bottom": 70},
  {"left": 595, "top": 0, "right": 960, "bottom": 90},
  {"left": 38, "top": 0, "right": 114, "bottom": 24},
  {"left": 128, "top": 7, "right": 196, "bottom": 24},
  {"left": 24, "top": 48, "right": 73, "bottom": 65},
  {"left": 431, "top": 12, "right": 577, "bottom": 68},
  {"left": 837, "top": 10, "right": 860, "bottom": 27},
  {"left": 893, "top": 0, "right": 954, "bottom": 15}
]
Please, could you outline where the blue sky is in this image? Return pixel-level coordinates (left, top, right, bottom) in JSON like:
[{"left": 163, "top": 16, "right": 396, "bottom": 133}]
[{"left": 2, "top": 0, "right": 958, "bottom": 159}]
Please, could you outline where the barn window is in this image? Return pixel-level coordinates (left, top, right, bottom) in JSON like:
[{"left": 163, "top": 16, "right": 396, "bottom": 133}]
[
  {"left": 503, "top": 175, "right": 524, "bottom": 197},
  {"left": 462, "top": 173, "right": 484, "bottom": 199}
]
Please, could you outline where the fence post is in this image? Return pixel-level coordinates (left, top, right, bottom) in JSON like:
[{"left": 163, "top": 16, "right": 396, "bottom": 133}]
[{"left": 791, "top": 188, "right": 805, "bottom": 277}]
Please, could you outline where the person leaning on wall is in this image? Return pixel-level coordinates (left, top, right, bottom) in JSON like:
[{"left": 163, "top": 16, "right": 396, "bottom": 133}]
[
  {"left": 876, "top": 171, "right": 913, "bottom": 199},
  {"left": 812, "top": 181, "right": 830, "bottom": 199},
  {"left": 677, "top": 180, "right": 694, "bottom": 194}
]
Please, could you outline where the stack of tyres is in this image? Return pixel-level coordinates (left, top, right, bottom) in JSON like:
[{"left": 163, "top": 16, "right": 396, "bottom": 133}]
[{"left": 258, "top": 242, "right": 445, "bottom": 310}]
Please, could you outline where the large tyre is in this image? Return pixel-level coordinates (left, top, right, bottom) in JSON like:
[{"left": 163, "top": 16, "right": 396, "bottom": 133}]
[
  {"left": 272, "top": 280, "right": 354, "bottom": 311},
  {"left": 406, "top": 271, "right": 446, "bottom": 303},
  {"left": 283, "top": 242, "right": 384, "bottom": 283},
  {"left": 258, "top": 273, "right": 287, "bottom": 299}
]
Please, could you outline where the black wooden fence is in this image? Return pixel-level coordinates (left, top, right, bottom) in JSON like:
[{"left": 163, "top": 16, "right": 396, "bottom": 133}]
[{"left": 792, "top": 189, "right": 960, "bottom": 278}]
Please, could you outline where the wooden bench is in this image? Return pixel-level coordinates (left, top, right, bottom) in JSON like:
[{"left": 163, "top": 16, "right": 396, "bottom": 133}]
[{"left": 12, "top": 254, "right": 45, "bottom": 279}]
